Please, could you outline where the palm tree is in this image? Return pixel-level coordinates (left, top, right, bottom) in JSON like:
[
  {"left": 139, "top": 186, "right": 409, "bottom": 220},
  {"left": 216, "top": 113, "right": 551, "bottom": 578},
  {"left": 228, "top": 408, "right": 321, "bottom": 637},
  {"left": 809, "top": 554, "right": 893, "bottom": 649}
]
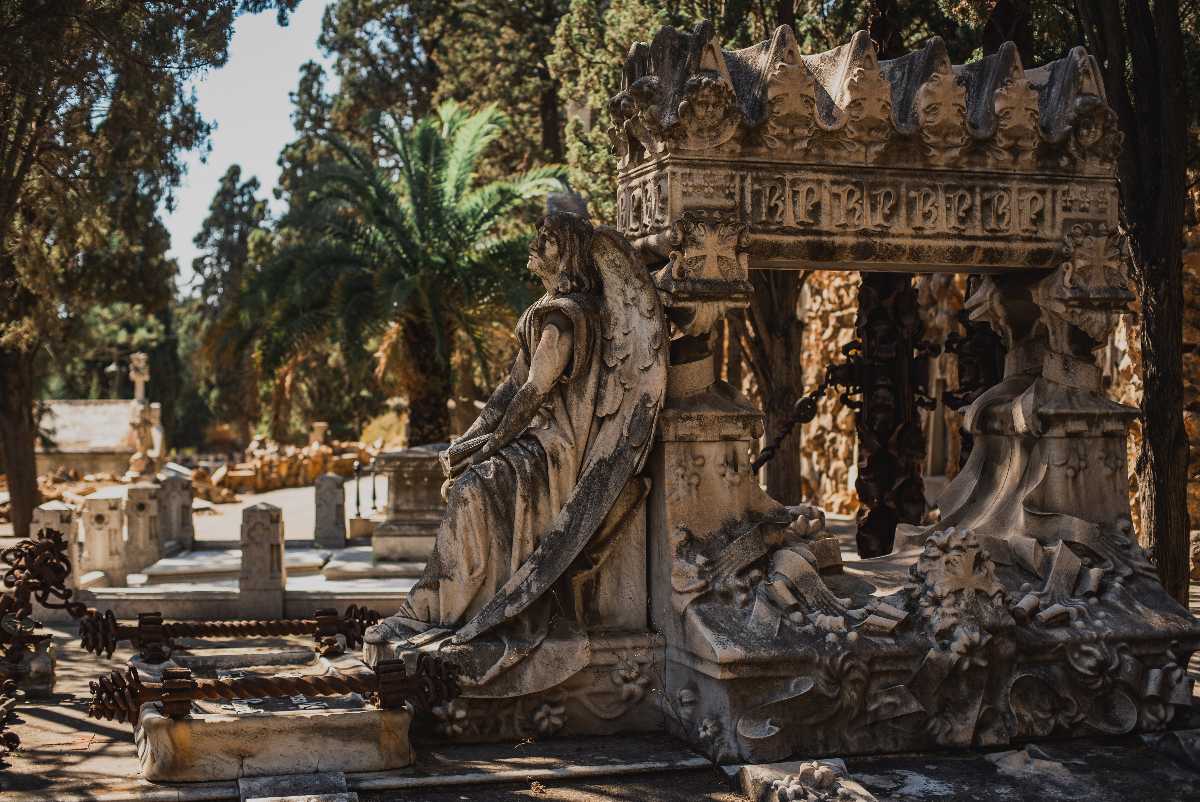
[{"left": 244, "top": 101, "right": 564, "bottom": 444}]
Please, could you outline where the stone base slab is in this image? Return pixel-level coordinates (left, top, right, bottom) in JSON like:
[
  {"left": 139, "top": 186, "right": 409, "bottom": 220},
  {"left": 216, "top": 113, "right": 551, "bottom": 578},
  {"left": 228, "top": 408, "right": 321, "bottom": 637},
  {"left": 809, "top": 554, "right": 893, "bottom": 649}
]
[
  {"left": 135, "top": 704, "right": 414, "bottom": 782},
  {"left": 371, "top": 532, "right": 436, "bottom": 561},
  {"left": 369, "top": 631, "right": 665, "bottom": 743},
  {"left": 322, "top": 546, "right": 425, "bottom": 580}
]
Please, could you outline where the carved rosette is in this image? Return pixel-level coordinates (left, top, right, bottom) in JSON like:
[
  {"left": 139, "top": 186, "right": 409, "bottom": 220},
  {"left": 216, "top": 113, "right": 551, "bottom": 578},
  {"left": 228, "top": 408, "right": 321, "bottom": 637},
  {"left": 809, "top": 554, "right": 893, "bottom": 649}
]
[{"left": 656, "top": 210, "right": 751, "bottom": 336}]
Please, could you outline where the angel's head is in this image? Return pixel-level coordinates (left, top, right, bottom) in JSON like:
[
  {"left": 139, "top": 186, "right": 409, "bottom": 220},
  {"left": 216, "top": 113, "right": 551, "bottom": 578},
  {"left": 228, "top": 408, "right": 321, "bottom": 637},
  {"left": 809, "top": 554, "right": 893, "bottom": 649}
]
[{"left": 529, "top": 212, "right": 599, "bottom": 295}]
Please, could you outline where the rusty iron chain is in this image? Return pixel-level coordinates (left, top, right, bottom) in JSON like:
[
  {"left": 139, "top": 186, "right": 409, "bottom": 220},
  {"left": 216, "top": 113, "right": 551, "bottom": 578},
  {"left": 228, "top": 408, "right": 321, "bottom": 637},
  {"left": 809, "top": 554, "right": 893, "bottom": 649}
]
[{"left": 87, "top": 653, "right": 460, "bottom": 724}]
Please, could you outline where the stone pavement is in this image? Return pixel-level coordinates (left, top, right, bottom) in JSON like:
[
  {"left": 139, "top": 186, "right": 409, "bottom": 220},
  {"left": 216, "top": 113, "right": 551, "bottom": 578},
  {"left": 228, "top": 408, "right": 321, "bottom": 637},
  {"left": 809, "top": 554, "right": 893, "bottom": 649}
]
[{"left": 2, "top": 621, "right": 1200, "bottom": 801}]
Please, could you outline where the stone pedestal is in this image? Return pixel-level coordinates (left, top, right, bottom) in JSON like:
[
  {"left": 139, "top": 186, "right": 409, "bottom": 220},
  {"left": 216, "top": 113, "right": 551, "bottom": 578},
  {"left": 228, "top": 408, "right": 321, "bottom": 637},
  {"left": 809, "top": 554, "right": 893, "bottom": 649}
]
[
  {"left": 78, "top": 491, "right": 127, "bottom": 586},
  {"left": 314, "top": 473, "right": 347, "bottom": 549},
  {"left": 371, "top": 445, "right": 446, "bottom": 561},
  {"left": 158, "top": 474, "right": 194, "bottom": 553},
  {"left": 126, "top": 482, "right": 161, "bottom": 571},
  {"left": 240, "top": 503, "right": 286, "bottom": 618}
]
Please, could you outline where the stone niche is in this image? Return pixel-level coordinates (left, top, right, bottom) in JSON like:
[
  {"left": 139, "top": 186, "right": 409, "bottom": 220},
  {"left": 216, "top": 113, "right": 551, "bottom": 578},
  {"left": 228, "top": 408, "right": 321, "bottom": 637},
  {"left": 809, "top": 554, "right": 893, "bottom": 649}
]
[{"left": 371, "top": 445, "right": 447, "bottom": 561}]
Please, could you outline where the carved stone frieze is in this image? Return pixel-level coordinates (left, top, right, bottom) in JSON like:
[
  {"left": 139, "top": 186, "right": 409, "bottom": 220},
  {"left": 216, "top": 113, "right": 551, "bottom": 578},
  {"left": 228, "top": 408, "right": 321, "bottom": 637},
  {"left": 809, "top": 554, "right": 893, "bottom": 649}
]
[{"left": 614, "top": 22, "right": 1122, "bottom": 274}]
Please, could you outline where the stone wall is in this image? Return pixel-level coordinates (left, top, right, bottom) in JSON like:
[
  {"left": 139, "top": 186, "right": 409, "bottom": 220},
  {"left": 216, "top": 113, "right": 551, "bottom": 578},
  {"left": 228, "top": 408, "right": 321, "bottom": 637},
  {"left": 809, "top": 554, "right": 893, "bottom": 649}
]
[{"left": 798, "top": 271, "right": 859, "bottom": 515}]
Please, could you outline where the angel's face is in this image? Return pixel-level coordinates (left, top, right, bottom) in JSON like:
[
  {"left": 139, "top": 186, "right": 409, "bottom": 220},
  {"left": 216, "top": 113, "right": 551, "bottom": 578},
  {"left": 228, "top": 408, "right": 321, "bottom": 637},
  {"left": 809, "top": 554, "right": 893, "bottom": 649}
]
[{"left": 528, "top": 227, "right": 561, "bottom": 292}]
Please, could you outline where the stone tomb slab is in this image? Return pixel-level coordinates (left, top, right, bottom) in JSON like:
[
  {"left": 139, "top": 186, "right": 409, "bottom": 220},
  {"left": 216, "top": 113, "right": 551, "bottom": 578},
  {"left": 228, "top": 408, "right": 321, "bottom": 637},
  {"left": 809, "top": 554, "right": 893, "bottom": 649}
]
[
  {"left": 135, "top": 660, "right": 413, "bottom": 782},
  {"left": 140, "top": 547, "right": 331, "bottom": 584},
  {"left": 321, "top": 545, "right": 425, "bottom": 581}
]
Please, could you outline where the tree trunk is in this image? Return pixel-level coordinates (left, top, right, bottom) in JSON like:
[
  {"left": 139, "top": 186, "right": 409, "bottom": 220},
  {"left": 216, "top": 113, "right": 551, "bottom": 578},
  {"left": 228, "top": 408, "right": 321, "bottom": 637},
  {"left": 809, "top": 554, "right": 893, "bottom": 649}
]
[
  {"left": 404, "top": 320, "right": 453, "bottom": 447},
  {"left": 539, "top": 80, "right": 564, "bottom": 162},
  {"left": 0, "top": 346, "right": 39, "bottom": 539},
  {"left": 867, "top": 0, "right": 904, "bottom": 60},
  {"left": 745, "top": 271, "right": 806, "bottom": 505},
  {"left": 1077, "top": 0, "right": 1190, "bottom": 603},
  {"left": 983, "top": 0, "right": 1033, "bottom": 59},
  {"left": 775, "top": 1, "right": 795, "bottom": 30}
]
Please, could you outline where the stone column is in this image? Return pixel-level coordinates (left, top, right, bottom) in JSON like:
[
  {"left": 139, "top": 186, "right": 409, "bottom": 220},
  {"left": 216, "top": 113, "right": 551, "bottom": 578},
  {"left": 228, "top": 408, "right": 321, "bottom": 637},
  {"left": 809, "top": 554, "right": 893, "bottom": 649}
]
[
  {"left": 158, "top": 475, "right": 194, "bottom": 553},
  {"left": 239, "top": 503, "right": 286, "bottom": 618},
  {"left": 314, "top": 473, "right": 346, "bottom": 549},
  {"left": 126, "top": 483, "right": 161, "bottom": 570},
  {"left": 927, "top": 225, "right": 1144, "bottom": 577},
  {"left": 852, "top": 272, "right": 930, "bottom": 558},
  {"left": 78, "top": 491, "right": 127, "bottom": 586},
  {"left": 371, "top": 446, "right": 446, "bottom": 561}
]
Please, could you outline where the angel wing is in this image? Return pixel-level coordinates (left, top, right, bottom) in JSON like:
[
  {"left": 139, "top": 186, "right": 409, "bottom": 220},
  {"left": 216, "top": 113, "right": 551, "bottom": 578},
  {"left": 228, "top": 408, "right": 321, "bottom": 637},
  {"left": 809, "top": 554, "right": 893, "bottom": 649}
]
[{"left": 452, "top": 225, "right": 668, "bottom": 644}]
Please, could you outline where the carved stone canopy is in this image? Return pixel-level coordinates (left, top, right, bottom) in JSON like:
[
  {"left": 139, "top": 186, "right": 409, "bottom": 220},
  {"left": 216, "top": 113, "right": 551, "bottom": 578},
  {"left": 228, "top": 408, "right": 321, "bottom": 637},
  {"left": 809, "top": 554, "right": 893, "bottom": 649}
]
[{"left": 611, "top": 21, "right": 1122, "bottom": 278}]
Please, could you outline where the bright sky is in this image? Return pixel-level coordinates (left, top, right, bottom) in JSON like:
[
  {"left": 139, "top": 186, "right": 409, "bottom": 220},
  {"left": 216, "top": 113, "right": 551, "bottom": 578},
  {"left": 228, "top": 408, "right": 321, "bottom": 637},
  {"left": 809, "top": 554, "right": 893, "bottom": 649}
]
[{"left": 163, "top": 0, "right": 335, "bottom": 290}]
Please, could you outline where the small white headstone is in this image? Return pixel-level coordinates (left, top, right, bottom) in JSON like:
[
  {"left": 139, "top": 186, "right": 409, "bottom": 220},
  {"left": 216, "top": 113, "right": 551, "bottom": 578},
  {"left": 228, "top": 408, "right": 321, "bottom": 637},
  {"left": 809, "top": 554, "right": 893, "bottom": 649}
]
[{"left": 314, "top": 474, "right": 346, "bottom": 549}]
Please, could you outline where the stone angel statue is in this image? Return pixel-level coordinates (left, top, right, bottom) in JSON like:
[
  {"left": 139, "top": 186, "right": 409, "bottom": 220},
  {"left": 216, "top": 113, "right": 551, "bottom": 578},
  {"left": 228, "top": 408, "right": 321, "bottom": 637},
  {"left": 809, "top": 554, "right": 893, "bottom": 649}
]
[{"left": 366, "top": 213, "right": 667, "bottom": 690}]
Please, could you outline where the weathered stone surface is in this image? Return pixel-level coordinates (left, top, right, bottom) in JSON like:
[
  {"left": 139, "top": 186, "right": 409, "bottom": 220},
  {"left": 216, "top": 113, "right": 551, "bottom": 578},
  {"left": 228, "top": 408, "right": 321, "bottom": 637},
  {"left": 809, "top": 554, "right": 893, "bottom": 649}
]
[
  {"left": 611, "top": 23, "right": 1121, "bottom": 274},
  {"left": 240, "top": 503, "right": 286, "bottom": 618},
  {"left": 366, "top": 215, "right": 669, "bottom": 701},
  {"left": 736, "top": 759, "right": 876, "bottom": 802},
  {"left": 135, "top": 704, "right": 413, "bottom": 782},
  {"left": 314, "top": 473, "right": 347, "bottom": 550}
]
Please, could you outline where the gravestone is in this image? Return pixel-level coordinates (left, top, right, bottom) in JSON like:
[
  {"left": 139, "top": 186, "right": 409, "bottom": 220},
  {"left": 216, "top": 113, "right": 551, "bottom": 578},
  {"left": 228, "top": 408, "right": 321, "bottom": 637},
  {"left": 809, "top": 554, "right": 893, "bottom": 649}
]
[
  {"left": 314, "top": 474, "right": 347, "bottom": 549},
  {"left": 126, "top": 483, "right": 161, "bottom": 570},
  {"left": 240, "top": 503, "right": 286, "bottom": 618},
  {"left": 78, "top": 491, "right": 127, "bottom": 586},
  {"left": 158, "top": 474, "right": 195, "bottom": 553},
  {"left": 31, "top": 500, "right": 73, "bottom": 541}
]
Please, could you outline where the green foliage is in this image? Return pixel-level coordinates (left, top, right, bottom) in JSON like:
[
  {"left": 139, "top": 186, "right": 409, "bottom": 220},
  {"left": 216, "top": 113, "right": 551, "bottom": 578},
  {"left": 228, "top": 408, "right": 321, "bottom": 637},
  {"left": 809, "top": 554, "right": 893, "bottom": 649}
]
[
  {"left": 186, "top": 164, "right": 270, "bottom": 442},
  {"left": 246, "top": 101, "right": 564, "bottom": 441}
]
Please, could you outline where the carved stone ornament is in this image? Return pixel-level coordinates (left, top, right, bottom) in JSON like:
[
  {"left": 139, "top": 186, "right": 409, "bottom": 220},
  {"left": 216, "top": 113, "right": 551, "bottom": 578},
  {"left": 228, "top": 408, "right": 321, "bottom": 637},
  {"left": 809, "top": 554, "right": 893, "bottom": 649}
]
[
  {"left": 614, "top": 24, "right": 1123, "bottom": 275},
  {"left": 915, "top": 62, "right": 967, "bottom": 166}
]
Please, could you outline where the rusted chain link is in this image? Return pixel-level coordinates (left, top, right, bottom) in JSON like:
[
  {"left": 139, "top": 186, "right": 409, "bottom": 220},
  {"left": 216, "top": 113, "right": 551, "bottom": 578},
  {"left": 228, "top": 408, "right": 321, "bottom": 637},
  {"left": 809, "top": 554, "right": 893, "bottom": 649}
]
[
  {"left": 88, "top": 654, "right": 460, "bottom": 725},
  {"left": 78, "top": 605, "right": 381, "bottom": 660},
  {"left": 751, "top": 373, "right": 834, "bottom": 472}
]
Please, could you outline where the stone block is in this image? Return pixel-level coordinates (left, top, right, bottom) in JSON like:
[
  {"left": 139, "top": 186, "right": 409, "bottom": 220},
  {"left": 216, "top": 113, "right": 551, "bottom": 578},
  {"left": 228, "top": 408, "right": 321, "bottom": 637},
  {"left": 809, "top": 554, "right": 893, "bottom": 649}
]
[
  {"left": 240, "top": 503, "right": 286, "bottom": 618},
  {"left": 136, "top": 704, "right": 414, "bottom": 782},
  {"left": 239, "top": 770, "right": 349, "bottom": 801},
  {"left": 158, "top": 474, "right": 195, "bottom": 553},
  {"left": 371, "top": 445, "right": 445, "bottom": 562},
  {"left": 314, "top": 474, "right": 346, "bottom": 549},
  {"left": 125, "top": 482, "right": 161, "bottom": 570}
]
